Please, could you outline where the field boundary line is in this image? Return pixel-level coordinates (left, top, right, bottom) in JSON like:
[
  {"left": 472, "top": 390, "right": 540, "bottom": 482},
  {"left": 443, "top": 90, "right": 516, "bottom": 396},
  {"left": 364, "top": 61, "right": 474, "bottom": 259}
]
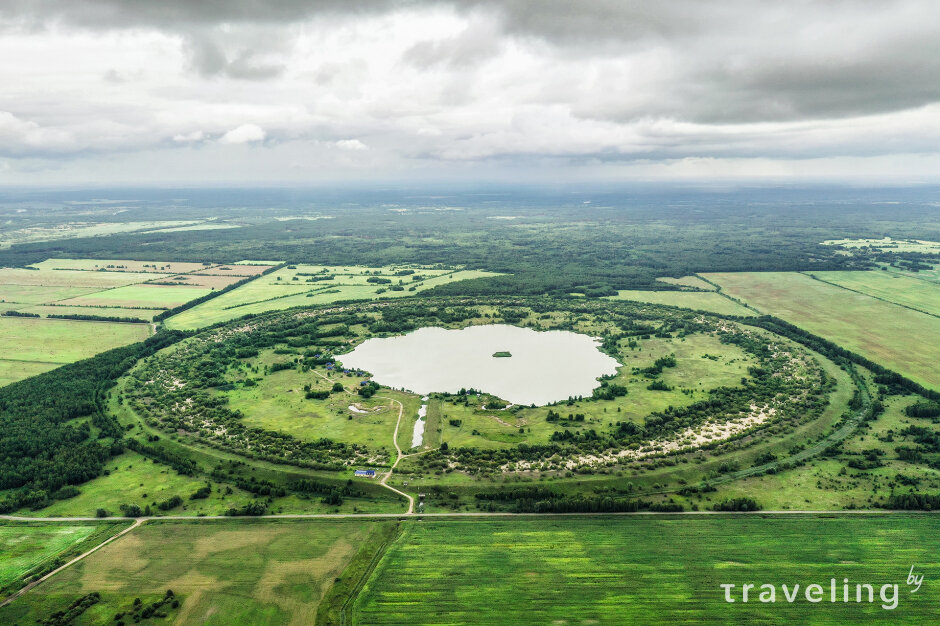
[
  {"left": 692, "top": 274, "right": 764, "bottom": 314},
  {"left": 0, "top": 518, "right": 144, "bottom": 609},
  {"left": 339, "top": 522, "right": 404, "bottom": 626},
  {"left": 800, "top": 271, "right": 939, "bottom": 319}
]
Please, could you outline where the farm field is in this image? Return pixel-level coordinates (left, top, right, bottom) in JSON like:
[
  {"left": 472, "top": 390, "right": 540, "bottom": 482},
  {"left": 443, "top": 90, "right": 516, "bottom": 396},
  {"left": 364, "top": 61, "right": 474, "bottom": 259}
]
[
  {"left": 164, "top": 264, "right": 500, "bottom": 330},
  {"left": 29, "top": 258, "right": 209, "bottom": 274},
  {"left": 0, "top": 521, "right": 129, "bottom": 598},
  {"left": 354, "top": 516, "right": 940, "bottom": 624},
  {"left": 0, "top": 258, "right": 270, "bottom": 385},
  {"left": 0, "top": 267, "right": 167, "bottom": 288},
  {"left": 15, "top": 305, "right": 165, "bottom": 319},
  {"left": 0, "top": 519, "right": 392, "bottom": 626},
  {"left": 0, "top": 360, "right": 58, "bottom": 387},
  {"left": 703, "top": 271, "right": 940, "bottom": 390},
  {"left": 0, "top": 317, "right": 150, "bottom": 364},
  {"left": 57, "top": 283, "right": 212, "bottom": 308},
  {"left": 807, "top": 271, "right": 940, "bottom": 315},
  {"left": 0, "top": 284, "right": 99, "bottom": 305},
  {"left": 606, "top": 289, "right": 755, "bottom": 316}
]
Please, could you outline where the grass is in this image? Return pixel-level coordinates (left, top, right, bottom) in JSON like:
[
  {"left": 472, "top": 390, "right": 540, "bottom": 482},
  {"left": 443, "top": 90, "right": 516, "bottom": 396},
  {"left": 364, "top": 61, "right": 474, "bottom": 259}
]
[
  {"left": 807, "top": 271, "right": 940, "bottom": 315},
  {"left": 703, "top": 394, "right": 940, "bottom": 511},
  {"left": 15, "top": 305, "right": 166, "bottom": 320},
  {"left": 13, "top": 450, "right": 260, "bottom": 519},
  {"left": 704, "top": 271, "right": 940, "bottom": 390},
  {"left": 0, "top": 259, "right": 236, "bottom": 386},
  {"left": 164, "top": 264, "right": 500, "bottom": 330},
  {"left": 0, "top": 317, "right": 150, "bottom": 364},
  {"left": 0, "top": 360, "right": 59, "bottom": 386},
  {"left": 435, "top": 333, "right": 754, "bottom": 450},
  {"left": 57, "top": 283, "right": 212, "bottom": 308},
  {"left": 823, "top": 237, "right": 940, "bottom": 254},
  {"left": 0, "top": 267, "right": 169, "bottom": 288},
  {"left": 28, "top": 258, "right": 209, "bottom": 274},
  {"left": 0, "top": 519, "right": 388, "bottom": 626},
  {"left": 0, "top": 522, "right": 126, "bottom": 595},
  {"left": 228, "top": 358, "right": 401, "bottom": 455},
  {"left": 656, "top": 275, "right": 717, "bottom": 290},
  {"left": 0, "top": 284, "right": 100, "bottom": 305},
  {"left": 607, "top": 290, "right": 756, "bottom": 316},
  {"left": 354, "top": 516, "right": 940, "bottom": 624}
]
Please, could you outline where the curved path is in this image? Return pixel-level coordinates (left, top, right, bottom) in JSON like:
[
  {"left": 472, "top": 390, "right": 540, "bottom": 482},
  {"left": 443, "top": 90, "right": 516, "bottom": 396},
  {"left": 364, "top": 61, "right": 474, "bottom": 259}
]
[{"left": 375, "top": 396, "right": 415, "bottom": 514}]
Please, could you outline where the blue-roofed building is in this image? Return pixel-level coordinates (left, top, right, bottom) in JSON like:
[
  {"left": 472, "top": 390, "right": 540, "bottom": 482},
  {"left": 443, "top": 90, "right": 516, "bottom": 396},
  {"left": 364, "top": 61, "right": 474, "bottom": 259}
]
[{"left": 354, "top": 469, "right": 376, "bottom": 478}]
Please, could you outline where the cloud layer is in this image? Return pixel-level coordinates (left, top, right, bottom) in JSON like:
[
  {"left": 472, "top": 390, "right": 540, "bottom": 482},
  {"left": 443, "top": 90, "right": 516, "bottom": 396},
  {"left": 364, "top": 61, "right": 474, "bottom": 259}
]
[{"left": 1, "top": 1, "right": 939, "bottom": 183}]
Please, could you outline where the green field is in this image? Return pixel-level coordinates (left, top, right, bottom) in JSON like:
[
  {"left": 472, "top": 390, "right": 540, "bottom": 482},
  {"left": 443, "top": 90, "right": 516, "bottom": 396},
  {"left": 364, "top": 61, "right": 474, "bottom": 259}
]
[
  {"left": 164, "top": 264, "right": 500, "bottom": 330},
  {"left": 0, "top": 360, "right": 58, "bottom": 387},
  {"left": 228, "top": 357, "right": 402, "bottom": 454},
  {"left": 58, "top": 283, "right": 212, "bottom": 308},
  {"left": 0, "top": 284, "right": 100, "bottom": 305},
  {"left": 0, "top": 259, "right": 256, "bottom": 386},
  {"left": 15, "top": 305, "right": 165, "bottom": 319},
  {"left": 354, "top": 516, "right": 940, "bottom": 624},
  {"left": 0, "top": 519, "right": 391, "bottom": 625},
  {"left": 656, "top": 275, "right": 717, "bottom": 290},
  {"left": 607, "top": 290, "right": 755, "bottom": 316},
  {"left": 808, "top": 271, "right": 940, "bottom": 315},
  {"left": 0, "top": 267, "right": 169, "bottom": 288},
  {"left": 704, "top": 271, "right": 940, "bottom": 389},
  {"left": 0, "top": 521, "right": 128, "bottom": 599},
  {"left": 0, "top": 317, "right": 150, "bottom": 363}
]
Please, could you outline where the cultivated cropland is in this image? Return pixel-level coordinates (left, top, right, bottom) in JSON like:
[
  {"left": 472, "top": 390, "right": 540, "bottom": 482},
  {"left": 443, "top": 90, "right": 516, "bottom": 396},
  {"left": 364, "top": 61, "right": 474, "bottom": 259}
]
[{"left": 1, "top": 186, "right": 938, "bottom": 623}]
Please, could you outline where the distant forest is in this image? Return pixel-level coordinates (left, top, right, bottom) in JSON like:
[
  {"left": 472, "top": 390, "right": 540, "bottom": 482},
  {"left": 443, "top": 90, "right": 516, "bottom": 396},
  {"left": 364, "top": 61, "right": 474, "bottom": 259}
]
[{"left": 1, "top": 186, "right": 938, "bottom": 296}]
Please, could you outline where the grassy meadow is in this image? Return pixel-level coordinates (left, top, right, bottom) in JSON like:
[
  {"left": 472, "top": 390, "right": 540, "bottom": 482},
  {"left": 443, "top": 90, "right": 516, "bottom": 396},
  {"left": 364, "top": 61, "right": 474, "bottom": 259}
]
[
  {"left": 704, "top": 271, "right": 940, "bottom": 389},
  {"left": 0, "top": 519, "right": 392, "bottom": 626},
  {"left": 606, "top": 289, "right": 755, "bottom": 316},
  {"left": 434, "top": 332, "right": 754, "bottom": 450},
  {"left": 354, "top": 516, "right": 940, "bottom": 624},
  {"left": 0, "top": 317, "right": 150, "bottom": 363}
]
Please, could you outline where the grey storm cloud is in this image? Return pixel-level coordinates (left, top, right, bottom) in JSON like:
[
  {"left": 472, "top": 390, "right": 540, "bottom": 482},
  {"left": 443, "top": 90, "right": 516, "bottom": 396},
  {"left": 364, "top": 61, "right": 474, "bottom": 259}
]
[
  {"left": 3, "top": 0, "right": 940, "bottom": 121},
  {"left": 2, "top": 0, "right": 940, "bottom": 183}
]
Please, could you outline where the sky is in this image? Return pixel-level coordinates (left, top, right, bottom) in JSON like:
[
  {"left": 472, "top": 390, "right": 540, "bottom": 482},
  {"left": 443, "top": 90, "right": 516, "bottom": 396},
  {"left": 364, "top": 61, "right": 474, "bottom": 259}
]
[{"left": 2, "top": 0, "right": 940, "bottom": 185}]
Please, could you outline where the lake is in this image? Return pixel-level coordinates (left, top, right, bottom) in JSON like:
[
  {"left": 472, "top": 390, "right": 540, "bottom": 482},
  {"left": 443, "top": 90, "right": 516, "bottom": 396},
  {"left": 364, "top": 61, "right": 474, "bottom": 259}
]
[{"left": 337, "top": 324, "right": 620, "bottom": 406}]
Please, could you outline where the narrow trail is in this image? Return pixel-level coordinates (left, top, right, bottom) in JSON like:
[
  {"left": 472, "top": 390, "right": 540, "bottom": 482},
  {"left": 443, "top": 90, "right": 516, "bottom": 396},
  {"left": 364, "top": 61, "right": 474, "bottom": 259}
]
[
  {"left": 314, "top": 367, "right": 424, "bottom": 515},
  {"left": 0, "top": 518, "right": 144, "bottom": 608},
  {"left": 375, "top": 396, "right": 415, "bottom": 514}
]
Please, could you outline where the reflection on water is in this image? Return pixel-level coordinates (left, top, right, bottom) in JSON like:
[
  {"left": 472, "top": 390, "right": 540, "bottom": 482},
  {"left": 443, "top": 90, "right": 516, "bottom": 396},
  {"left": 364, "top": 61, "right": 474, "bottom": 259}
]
[{"left": 338, "top": 325, "right": 620, "bottom": 406}]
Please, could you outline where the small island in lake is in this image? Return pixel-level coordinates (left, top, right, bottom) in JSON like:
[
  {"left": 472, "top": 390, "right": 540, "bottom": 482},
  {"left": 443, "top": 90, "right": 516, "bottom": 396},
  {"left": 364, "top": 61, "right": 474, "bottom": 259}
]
[{"left": 492, "top": 351, "right": 512, "bottom": 358}]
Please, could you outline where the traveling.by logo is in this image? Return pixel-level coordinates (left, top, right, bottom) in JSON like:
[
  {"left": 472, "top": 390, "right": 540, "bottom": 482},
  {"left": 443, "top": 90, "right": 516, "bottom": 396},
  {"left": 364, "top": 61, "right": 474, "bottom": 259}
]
[{"left": 720, "top": 566, "right": 924, "bottom": 611}]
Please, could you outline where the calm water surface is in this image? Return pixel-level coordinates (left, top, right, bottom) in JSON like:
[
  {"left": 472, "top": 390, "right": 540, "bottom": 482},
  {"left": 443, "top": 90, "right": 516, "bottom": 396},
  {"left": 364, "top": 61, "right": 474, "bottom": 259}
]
[{"left": 337, "top": 325, "right": 620, "bottom": 406}]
